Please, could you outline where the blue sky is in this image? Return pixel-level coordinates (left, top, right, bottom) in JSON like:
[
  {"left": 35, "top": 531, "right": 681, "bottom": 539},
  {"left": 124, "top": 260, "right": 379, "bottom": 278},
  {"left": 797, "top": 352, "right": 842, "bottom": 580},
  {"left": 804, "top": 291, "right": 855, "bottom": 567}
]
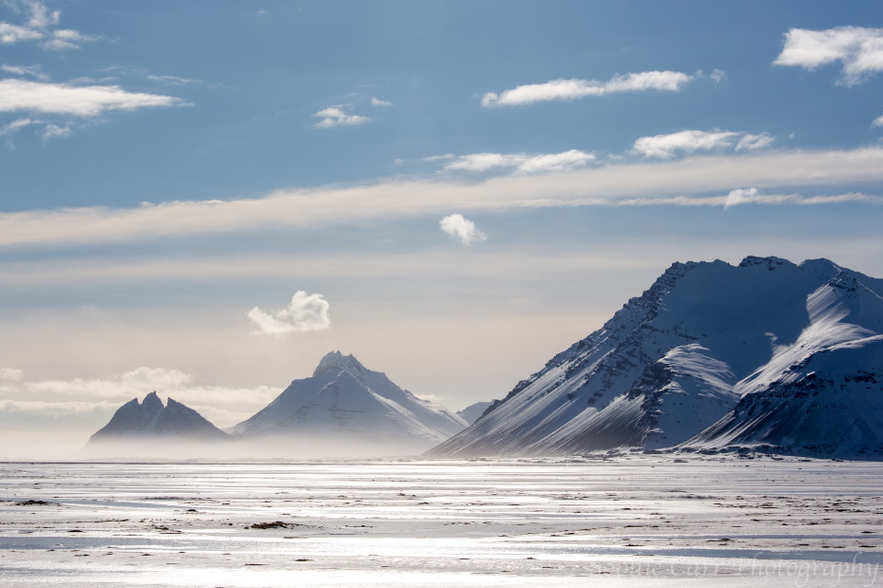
[{"left": 1, "top": 1, "right": 882, "bottom": 454}]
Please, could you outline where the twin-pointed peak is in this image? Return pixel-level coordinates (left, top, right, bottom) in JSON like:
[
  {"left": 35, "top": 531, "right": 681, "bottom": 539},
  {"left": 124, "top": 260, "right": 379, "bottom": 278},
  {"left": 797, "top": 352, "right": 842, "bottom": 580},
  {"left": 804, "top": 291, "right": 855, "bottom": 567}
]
[{"left": 142, "top": 390, "right": 164, "bottom": 410}]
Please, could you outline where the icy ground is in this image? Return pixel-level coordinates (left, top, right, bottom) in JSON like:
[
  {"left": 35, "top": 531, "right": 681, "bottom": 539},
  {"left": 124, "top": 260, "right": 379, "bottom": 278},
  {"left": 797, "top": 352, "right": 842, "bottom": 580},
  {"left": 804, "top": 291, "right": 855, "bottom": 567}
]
[{"left": 0, "top": 456, "right": 881, "bottom": 587}]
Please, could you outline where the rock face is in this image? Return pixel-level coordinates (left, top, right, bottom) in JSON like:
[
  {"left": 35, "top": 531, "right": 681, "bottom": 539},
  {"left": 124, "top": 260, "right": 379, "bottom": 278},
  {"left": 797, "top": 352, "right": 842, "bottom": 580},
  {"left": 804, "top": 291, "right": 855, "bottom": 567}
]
[
  {"left": 229, "top": 351, "right": 467, "bottom": 453},
  {"left": 428, "top": 257, "right": 883, "bottom": 458},
  {"left": 88, "top": 392, "right": 229, "bottom": 443}
]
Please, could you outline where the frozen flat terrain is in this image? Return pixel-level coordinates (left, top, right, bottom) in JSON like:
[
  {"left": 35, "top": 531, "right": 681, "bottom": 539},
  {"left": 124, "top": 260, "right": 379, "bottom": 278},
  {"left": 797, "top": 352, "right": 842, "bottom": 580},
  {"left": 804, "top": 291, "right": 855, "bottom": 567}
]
[{"left": 0, "top": 456, "right": 881, "bottom": 587}]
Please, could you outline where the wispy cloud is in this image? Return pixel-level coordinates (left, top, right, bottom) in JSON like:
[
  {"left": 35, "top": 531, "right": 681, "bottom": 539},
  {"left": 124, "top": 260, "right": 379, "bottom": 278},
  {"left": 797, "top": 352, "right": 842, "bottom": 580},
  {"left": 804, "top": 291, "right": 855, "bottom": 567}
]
[
  {"left": 312, "top": 105, "right": 370, "bottom": 129},
  {"left": 370, "top": 97, "right": 393, "bottom": 107},
  {"left": 0, "top": 367, "right": 24, "bottom": 381},
  {"left": 735, "top": 133, "right": 774, "bottom": 152},
  {"left": 0, "top": 117, "right": 37, "bottom": 135},
  {"left": 440, "top": 213, "right": 487, "bottom": 245},
  {"left": 248, "top": 291, "right": 332, "bottom": 334},
  {"left": 0, "top": 1, "right": 98, "bottom": 50},
  {"left": 144, "top": 74, "right": 200, "bottom": 86},
  {"left": 0, "top": 367, "right": 283, "bottom": 426},
  {"left": 481, "top": 70, "right": 694, "bottom": 107},
  {"left": 422, "top": 154, "right": 455, "bottom": 162},
  {"left": 774, "top": 26, "right": 883, "bottom": 85},
  {"left": 41, "top": 28, "right": 99, "bottom": 51},
  {"left": 0, "top": 399, "right": 118, "bottom": 416},
  {"left": 444, "top": 149, "right": 595, "bottom": 173},
  {"left": 39, "top": 122, "right": 68, "bottom": 143},
  {"left": 873, "top": 115, "right": 883, "bottom": 128},
  {"left": 0, "top": 63, "right": 48, "bottom": 80},
  {"left": 633, "top": 130, "right": 773, "bottom": 158},
  {"left": 2, "top": 146, "right": 883, "bottom": 248},
  {"left": 0, "top": 79, "right": 189, "bottom": 117},
  {"left": 0, "top": 21, "right": 42, "bottom": 43}
]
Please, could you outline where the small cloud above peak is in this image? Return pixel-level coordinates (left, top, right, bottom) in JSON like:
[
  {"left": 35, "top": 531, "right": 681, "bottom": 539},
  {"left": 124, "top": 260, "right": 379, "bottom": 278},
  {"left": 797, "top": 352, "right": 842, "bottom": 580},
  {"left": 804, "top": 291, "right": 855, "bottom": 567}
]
[
  {"left": 248, "top": 291, "right": 332, "bottom": 335},
  {"left": 440, "top": 213, "right": 487, "bottom": 245}
]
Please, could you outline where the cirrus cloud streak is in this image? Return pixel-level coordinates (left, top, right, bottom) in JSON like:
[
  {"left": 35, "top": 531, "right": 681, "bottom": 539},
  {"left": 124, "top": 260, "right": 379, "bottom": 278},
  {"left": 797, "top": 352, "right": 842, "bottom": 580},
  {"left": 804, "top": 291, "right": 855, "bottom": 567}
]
[{"left": 2, "top": 147, "right": 883, "bottom": 249}]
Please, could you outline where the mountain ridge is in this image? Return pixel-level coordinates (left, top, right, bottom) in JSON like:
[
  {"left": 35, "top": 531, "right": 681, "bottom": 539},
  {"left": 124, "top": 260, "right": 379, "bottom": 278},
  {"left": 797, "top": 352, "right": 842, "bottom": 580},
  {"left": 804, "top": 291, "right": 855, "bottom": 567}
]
[{"left": 428, "top": 256, "right": 883, "bottom": 458}]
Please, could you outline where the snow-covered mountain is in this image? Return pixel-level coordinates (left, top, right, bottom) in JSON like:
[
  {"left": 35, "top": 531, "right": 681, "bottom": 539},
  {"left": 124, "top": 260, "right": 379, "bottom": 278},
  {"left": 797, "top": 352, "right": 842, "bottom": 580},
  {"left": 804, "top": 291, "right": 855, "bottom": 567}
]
[
  {"left": 428, "top": 256, "right": 883, "bottom": 458},
  {"left": 88, "top": 392, "right": 229, "bottom": 444},
  {"left": 229, "top": 351, "right": 467, "bottom": 454}
]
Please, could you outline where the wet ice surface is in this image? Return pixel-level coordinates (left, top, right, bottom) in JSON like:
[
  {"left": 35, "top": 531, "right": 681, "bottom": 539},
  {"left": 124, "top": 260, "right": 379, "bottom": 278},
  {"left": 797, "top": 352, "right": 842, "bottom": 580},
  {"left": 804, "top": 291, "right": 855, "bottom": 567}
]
[{"left": 0, "top": 455, "right": 881, "bottom": 587}]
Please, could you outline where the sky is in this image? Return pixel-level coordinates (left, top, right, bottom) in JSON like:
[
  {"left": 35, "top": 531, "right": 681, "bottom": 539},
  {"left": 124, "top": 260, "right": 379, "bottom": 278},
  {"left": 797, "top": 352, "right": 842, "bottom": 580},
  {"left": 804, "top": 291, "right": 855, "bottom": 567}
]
[{"left": 1, "top": 1, "right": 883, "bottom": 456}]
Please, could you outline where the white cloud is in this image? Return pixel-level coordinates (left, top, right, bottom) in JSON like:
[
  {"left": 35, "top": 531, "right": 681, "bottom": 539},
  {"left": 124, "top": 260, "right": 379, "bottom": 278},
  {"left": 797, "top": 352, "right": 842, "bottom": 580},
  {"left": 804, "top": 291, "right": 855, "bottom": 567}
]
[
  {"left": 634, "top": 130, "right": 776, "bottom": 158},
  {"left": 0, "top": 367, "right": 24, "bottom": 381},
  {"left": 633, "top": 130, "right": 741, "bottom": 158},
  {"left": 2, "top": 146, "right": 883, "bottom": 248},
  {"left": 0, "top": 1, "right": 98, "bottom": 51},
  {"left": 440, "top": 213, "right": 487, "bottom": 245},
  {"left": 873, "top": 115, "right": 883, "bottom": 128},
  {"left": 22, "top": 0, "right": 60, "bottom": 29},
  {"left": 248, "top": 291, "right": 332, "bottom": 334},
  {"left": 446, "top": 152, "right": 525, "bottom": 172},
  {"left": 0, "top": 79, "right": 188, "bottom": 117},
  {"left": 774, "top": 26, "right": 883, "bottom": 85},
  {"left": 312, "top": 106, "right": 370, "bottom": 129},
  {"left": 724, "top": 187, "right": 759, "bottom": 209},
  {"left": 370, "top": 97, "right": 393, "bottom": 107},
  {"left": 481, "top": 70, "right": 694, "bottom": 107},
  {"left": 736, "top": 133, "right": 775, "bottom": 152},
  {"left": 444, "top": 149, "right": 594, "bottom": 174},
  {"left": 0, "top": 63, "right": 48, "bottom": 80},
  {"left": 710, "top": 69, "right": 726, "bottom": 84},
  {"left": 0, "top": 21, "right": 41, "bottom": 43},
  {"left": 515, "top": 150, "right": 596, "bottom": 174}
]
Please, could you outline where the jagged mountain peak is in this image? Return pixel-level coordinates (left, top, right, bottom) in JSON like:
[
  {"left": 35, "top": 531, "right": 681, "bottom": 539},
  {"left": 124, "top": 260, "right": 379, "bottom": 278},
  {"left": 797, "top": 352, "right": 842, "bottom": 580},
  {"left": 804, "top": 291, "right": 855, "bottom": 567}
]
[
  {"left": 738, "top": 255, "right": 795, "bottom": 270},
  {"left": 230, "top": 353, "right": 466, "bottom": 453},
  {"left": 87, "top": 392, "right": 228, "bottom": 445},
  {"left": 313, "top": 350, "right": 370, "bottom": 378}
]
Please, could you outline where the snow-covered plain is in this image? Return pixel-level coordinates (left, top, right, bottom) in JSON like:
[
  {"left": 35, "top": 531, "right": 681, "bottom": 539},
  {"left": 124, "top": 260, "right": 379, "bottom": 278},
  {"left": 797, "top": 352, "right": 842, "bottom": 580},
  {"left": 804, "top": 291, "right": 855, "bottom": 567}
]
[{"left": 1, "top": 456, "right": 881, "bottom": 587}]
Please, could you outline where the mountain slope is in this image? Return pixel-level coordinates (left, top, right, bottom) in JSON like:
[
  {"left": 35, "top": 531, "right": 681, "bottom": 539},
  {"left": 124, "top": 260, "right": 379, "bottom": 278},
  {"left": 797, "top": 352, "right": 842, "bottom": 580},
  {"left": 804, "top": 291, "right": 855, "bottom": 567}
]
[
  {"left": 88, "top": 392, "right": 229, "bottom": 443},
  {"left": 230, "top": 351, "right": 466, "bottom": 453},
  {"left": 428, "top": 256, "right": 883, "bottom": 458},
  {"left": 457, "top": 401, "right": 494, "bottom": 425}
]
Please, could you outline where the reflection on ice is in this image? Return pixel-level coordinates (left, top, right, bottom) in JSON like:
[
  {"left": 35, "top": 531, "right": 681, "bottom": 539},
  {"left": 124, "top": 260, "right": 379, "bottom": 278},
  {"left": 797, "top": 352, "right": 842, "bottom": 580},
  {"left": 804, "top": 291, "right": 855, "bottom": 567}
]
[{"left": 0, "top": 456, "right": 881, "bottom": 587}]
